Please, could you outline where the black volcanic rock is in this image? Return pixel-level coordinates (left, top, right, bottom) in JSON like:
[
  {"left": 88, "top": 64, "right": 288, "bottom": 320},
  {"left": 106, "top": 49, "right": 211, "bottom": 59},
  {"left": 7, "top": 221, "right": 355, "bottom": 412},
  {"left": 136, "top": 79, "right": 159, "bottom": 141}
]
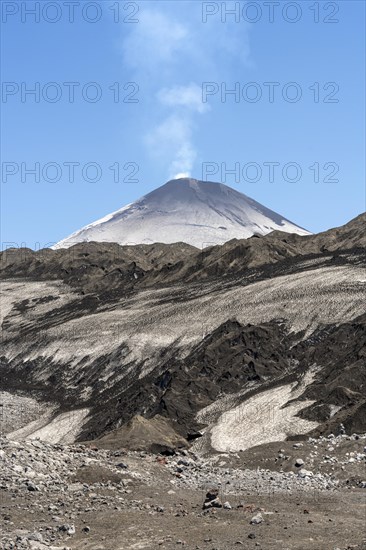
[
  {"left": 78, "top": 314, "right": 366, "bottom": 441},
  {"left": 293, "top": 313, "right": 366, "bottom": 436}
]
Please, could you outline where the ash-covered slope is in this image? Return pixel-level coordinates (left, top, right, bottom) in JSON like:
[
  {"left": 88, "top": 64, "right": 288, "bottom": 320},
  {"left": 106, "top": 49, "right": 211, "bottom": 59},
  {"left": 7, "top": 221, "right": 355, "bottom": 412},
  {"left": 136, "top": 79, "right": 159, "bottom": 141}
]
[
  {"left": 0, "top": 213, "right": 365, "bottom": 451},
  {"left": 55, "top": 178, "right": 310, "bottom": 249}
]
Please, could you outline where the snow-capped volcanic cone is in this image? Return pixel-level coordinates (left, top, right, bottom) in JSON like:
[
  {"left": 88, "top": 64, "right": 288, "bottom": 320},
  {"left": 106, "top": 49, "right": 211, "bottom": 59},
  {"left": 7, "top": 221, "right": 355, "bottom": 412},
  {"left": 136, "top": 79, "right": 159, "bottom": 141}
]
[{"left": 55, "top": 178, "right": 310, "bottom": 249}]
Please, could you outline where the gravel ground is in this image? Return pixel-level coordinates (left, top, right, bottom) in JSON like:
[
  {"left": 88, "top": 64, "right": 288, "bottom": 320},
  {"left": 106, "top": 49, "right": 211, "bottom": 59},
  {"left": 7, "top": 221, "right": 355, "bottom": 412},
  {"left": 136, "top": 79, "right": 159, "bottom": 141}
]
[{"left": 1, "top": 434, "right": 365, "bottom": 550}]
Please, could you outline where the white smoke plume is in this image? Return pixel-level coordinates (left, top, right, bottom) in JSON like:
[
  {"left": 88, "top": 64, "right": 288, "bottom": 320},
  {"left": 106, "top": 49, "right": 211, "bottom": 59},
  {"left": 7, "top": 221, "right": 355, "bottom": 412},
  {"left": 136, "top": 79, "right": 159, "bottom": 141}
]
[{"left": 121, "top": 2, "right": 251, "bottom": 179}]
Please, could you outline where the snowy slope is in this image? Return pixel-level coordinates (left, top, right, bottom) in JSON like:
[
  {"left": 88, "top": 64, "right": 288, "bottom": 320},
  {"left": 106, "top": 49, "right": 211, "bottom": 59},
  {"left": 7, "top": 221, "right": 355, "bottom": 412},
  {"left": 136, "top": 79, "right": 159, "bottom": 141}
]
[{"left": 55, "top": 178, "right": 310, "bottom": 249}]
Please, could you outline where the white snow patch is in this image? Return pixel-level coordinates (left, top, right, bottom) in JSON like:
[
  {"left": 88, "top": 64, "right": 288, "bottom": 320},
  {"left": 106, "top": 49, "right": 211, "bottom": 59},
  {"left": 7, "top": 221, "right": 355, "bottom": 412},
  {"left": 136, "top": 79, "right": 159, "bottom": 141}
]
[
  {"left": 210, "top": 371, "right": 319, "bottom": 452},
  {"left": 8, "top": 408, "right": 90, "bottom": 444},
  {"left": 329, "top": 404, "right": 342, "bottom": 418}
]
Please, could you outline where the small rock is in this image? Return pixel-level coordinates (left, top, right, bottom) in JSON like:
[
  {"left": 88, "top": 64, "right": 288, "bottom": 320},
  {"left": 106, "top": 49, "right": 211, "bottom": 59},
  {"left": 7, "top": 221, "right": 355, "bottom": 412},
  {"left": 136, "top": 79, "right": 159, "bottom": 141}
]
[
  {"left": 28, "top": 533, "right": 43, "bottom": 542},
  {"left": 250, "top": 513, "right": 263, "bottom": 525},
  {"left": 203, "top": 488, "right": 222, "bottom": 509},
  {"left": 116, "top": 462, "right": 128, "bottom": 469},
  {"left": 298, "top": 469, "right": 313, "bottom": 478},
  {"left": 205, "top": 488, "right": 219, "bottom": 501},
  {"left": 59, "top": 524, "right": 76, "bottom": 536}
]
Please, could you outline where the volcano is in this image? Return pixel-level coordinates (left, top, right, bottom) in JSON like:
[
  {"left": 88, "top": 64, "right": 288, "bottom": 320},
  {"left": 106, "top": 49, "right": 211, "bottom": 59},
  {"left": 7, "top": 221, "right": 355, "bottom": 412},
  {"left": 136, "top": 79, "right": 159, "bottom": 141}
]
[{"left": 55, "top": 178, "right": 310, "bottom": 249}]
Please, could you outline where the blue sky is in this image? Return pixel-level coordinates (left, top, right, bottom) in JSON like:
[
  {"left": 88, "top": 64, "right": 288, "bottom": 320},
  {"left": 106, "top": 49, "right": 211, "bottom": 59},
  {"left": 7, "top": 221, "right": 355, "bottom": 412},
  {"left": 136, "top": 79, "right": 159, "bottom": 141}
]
[{"left": 1, "top": 0, "right": 365, "bottom": 248}]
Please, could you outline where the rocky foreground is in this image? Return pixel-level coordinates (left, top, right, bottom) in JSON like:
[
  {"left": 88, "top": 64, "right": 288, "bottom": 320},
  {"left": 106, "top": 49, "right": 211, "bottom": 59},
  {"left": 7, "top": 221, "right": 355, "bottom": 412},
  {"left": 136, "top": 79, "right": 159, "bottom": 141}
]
[{"left": 1, "top": 433, "right": 365, "bottom": 550}]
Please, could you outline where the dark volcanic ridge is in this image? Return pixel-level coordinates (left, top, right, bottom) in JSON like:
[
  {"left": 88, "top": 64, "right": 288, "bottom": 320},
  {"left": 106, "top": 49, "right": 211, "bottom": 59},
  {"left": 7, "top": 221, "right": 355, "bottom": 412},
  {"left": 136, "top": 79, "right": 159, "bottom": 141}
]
[{"left": 1, "top": 213, "right": 365, "bottom": 296}]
